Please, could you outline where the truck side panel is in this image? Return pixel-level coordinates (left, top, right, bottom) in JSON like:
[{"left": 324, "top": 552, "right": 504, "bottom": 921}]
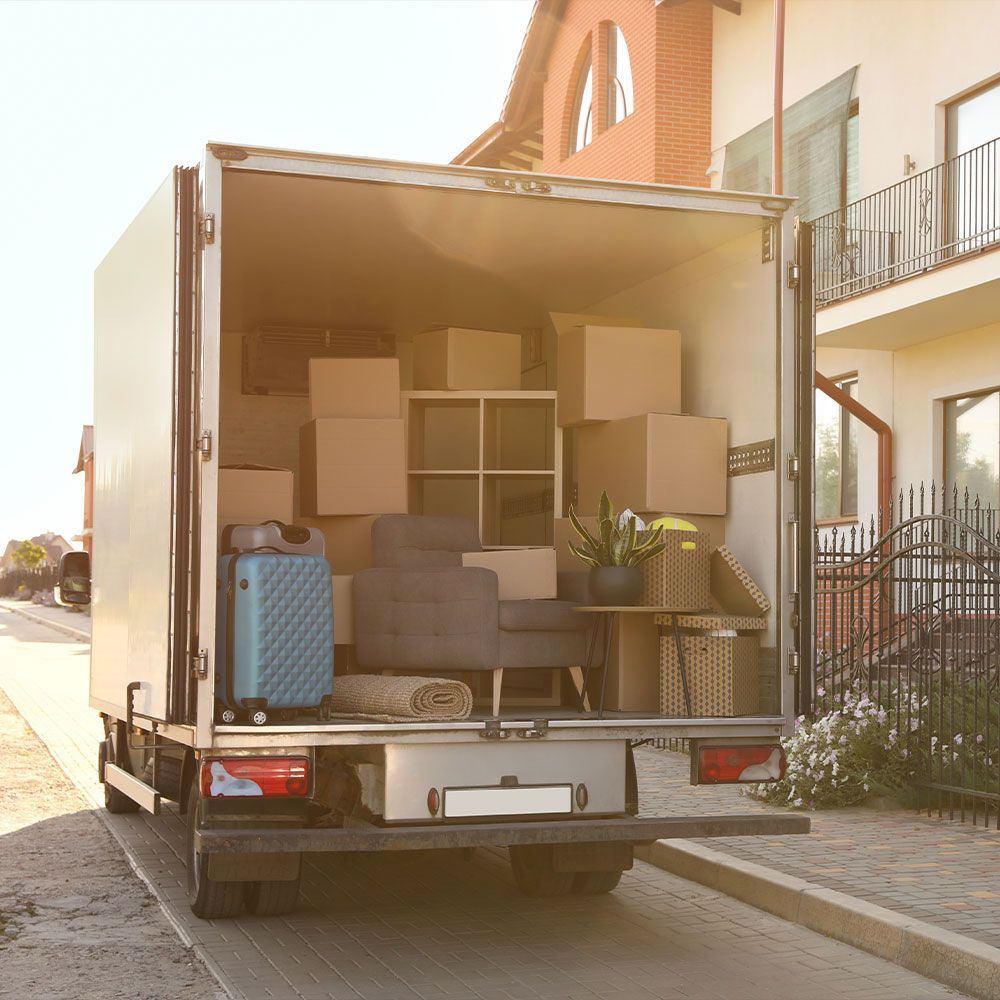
[{"left": 92, "top": 171, "right": 180, "bottom": 720}]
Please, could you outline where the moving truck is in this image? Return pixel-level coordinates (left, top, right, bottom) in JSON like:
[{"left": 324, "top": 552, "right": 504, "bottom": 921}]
[{"left": 62, "top": 143, "right": 815, "bottom": 919}]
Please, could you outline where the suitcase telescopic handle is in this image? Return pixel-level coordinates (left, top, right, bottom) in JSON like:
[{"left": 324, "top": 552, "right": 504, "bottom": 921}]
[{"left": 262, "top": 519, "right": 311, "bottom": 546}]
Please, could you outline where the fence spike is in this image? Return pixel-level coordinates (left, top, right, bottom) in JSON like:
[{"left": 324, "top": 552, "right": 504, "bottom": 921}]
[{"left": 919, "top": 482, "right": 925, "bottom": 514}]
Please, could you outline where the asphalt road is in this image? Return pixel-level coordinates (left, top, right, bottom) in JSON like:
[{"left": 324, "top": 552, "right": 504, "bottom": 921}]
[{"left": 0, "top": 608, "right": 968, "bottom": 1000}]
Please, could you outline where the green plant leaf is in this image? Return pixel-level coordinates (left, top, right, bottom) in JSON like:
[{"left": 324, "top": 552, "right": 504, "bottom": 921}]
[
  {"left": 630, "top": 541, "right": 667, "bottom": 566},
  {"left": 568, "top": 505, "right": 600, "bottom": 551},
  {"left": 598, "top": 490, "right": 612, "bottom": 526},
  {"left": 568, "top": 542, "right": 601, "bottom": 568}
]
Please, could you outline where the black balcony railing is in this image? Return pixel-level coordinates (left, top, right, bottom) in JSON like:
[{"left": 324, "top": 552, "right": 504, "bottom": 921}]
[{"left": 814, "top": 136, "right": 1000, "bottom": 305}]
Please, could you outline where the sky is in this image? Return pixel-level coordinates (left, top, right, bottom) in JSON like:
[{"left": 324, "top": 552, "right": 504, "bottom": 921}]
[{"left": 0, "top": 0, "right": 533, "bottom": 547}]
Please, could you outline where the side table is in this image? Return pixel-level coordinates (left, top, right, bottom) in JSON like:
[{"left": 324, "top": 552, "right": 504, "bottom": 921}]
[{"left": 574, "top": 606, "right": 693, "bottom": 719}]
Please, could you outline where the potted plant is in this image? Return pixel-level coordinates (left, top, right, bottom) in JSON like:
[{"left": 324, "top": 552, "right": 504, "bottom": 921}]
[{"left": 567, "top": 492, "right": 666, "bottom": 606}]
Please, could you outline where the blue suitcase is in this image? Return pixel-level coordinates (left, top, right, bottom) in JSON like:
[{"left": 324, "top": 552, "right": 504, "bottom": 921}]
[{"left": 215, "top": 552, "right": 334, "bottom": 725}]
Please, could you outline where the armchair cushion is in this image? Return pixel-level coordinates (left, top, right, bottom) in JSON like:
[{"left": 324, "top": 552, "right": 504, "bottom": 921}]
[
  {"left": 372, "top": 514, "right": 482, "bottom": 569},
  {"left": 498, "top": 599, "right": 586, "bottom": 633},
  {"left": 353, "top": 566, "right": 499, "bottom": 672}
]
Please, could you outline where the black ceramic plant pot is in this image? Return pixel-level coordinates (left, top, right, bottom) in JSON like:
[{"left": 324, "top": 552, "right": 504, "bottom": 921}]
[{"left": 589, "top": 566, "right": 643, "bottom": 607}]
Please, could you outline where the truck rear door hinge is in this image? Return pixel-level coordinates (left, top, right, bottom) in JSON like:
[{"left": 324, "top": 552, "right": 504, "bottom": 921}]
[
  {"left": 786, "top": 453, "right": 800, "bottom": 480},
  {"left": 192, "top": 649, "right": 208, "bottom": 679},
  {"left": 787, "top": 650, "right": 800, "bottom": 676},
  {"left": 786, "top": 262, "right": 800, "bottom": 288},
  {"left": 197, "top": 430, "right": 212, "bottom": 461},
  {"left": 200, "top": 213, "right": 216, "bottom": 245},
  {"left": 761, "top": 223, "right": 775, "bottom": 263}
]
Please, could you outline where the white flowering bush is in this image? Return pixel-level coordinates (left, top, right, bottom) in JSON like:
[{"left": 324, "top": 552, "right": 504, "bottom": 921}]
[{"left": 746, "top": 686, "right": 920, "bottom": 809}]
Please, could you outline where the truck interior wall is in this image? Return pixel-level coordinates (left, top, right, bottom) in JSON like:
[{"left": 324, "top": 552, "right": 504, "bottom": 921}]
[{"left": 586, "top": 230, "right": 779, "bottom": 649}]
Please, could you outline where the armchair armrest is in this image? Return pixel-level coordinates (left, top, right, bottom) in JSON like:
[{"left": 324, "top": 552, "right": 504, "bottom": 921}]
[{"left": 353, "top": 566, "right": 500, "bottom": 672}]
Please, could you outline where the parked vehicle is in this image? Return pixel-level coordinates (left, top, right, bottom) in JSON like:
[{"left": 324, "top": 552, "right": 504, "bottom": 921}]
[{"left": 65, "top": 143, "right": 815, "bottom": 918}]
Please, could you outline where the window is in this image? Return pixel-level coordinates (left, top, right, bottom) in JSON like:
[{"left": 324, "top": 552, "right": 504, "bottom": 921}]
[
  {"left": 843, "top": 101, "right": 859, "bottom": 206},
  {"left": 816, "top": 375, "right": 859, "bottom": 521},
  {"left": 606, "top": 23, "right": 634, "bottom": 127},
  {"left": 568, "top": 48, "right": 594, "bottom": 155},
  {"left": 944, "top": 389, "right": 1000, "bottom": 510},
  {"left": 946, "top": 78, "right": 1000, "bottom": 159}
]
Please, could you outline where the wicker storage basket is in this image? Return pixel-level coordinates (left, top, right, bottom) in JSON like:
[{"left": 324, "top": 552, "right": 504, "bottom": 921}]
[{"left": 639, "top": 529, "right": 711, "bottom": 610}]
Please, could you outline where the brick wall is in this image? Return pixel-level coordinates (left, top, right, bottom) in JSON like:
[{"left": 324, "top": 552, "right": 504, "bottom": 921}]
[{"left": 540, "top": 0, "right": 712, "bottom": 186}]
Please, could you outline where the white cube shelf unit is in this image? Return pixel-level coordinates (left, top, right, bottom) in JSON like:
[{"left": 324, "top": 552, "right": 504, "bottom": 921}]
[{"left": 402, "top": 390, "right": 561, "bottom": 548}]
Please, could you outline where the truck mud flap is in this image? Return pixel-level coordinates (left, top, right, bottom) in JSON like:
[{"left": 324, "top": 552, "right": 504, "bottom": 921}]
[{"left": 194, "top": 813, "right": 810, "bottom": 855}]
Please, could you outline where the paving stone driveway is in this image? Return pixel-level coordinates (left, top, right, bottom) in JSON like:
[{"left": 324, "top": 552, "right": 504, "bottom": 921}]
[{"left": 0, "top": 609, "right": 969, "bottom": 1000}]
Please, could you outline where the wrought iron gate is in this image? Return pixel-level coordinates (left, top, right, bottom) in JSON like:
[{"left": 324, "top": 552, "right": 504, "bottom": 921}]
[{"left": 816, "top": 485, "right": 1000, "bottom": 825}]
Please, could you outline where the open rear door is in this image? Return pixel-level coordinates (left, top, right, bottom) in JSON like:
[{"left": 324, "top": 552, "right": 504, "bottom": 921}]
[{"left": 91, "top": 167, "right": 200, "bottom": 724}]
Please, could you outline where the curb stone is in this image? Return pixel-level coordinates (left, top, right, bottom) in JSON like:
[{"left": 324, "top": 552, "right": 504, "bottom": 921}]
[
  {"left": 1, "top": 602, "right": 91, "bottom": 642},
  {"left": 637, "top": 838, "right": 1000, "bottom": 1000}
]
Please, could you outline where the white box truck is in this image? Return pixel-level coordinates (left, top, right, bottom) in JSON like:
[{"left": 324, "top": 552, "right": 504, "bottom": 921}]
[{"left": 62, "top": 143, "right": 815, "bottom": 919}]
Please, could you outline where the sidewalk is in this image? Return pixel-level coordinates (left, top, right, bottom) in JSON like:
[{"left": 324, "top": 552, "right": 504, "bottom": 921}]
[
  {"left": 0, "top": 598, "right": 91, "bottom": 639},
  {"left": 635, "top": 747, "right": 1000, "bottom": 950}
]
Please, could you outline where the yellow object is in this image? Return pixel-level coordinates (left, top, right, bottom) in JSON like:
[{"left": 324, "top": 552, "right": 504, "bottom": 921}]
[{"left": 648, "top": 515, "right": 698, "bottom": 532}]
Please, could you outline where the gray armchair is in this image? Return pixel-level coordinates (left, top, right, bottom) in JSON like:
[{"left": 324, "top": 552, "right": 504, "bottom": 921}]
[{"left": 353, "top": 515, "right": 589, "bottom": 714}]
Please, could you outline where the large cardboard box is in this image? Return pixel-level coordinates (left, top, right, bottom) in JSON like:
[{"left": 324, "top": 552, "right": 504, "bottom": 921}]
[
  {"left": 296, "top": 515, "right": 378, "bottom": 574},
  {"left": 218, "top": 464, "right": 293, "bottom": 528},
  {"left": 308, "top": 358, "right": 400, "bottom": 420},
  {"left": 413, "top": 327, "right": 521, "bottom": 390},
  {"left": 591, "top": 612, "right": 661, "bottom": 713},
  {"left": 333, "top": 575, "right": 354, "bottom": 645},
  {"left": 553, "top": 512, "right": 725, "bottom": 573},
  {"left": 640, "top": 529, "right": 712, "bottom": 610},
  {"left": 577, "top": 413, "right": 728, "bottom": 516},
  {"left": 557, "top": 325, "right": 682, "bottom": 427},
  {"left": 299, "top": 419, "right": 406, "bottom": 516},
  {"left": 461, "top": 548, "right": 557, "bottom": 601}
]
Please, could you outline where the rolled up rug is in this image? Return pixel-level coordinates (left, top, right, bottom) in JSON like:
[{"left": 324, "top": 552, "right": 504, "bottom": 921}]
[{"left": 329, "top": 674, "right": 473, "bottom": 722}]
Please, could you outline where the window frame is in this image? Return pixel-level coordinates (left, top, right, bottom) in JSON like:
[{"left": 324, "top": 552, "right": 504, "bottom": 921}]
[
  {"left": 816, "top": 372, "right": 860, "bottom": 525},
  {"left": 567, "top": 45, "right": 594, "bottom": 157},
  {"left": 942, "top": 385, "right": 1000, "bottom": 510},
  {"left": 605, "top": 22, "right": 634, "bottom": 129}
]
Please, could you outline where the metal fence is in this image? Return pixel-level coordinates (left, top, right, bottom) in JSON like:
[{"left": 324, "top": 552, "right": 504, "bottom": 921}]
[
  {"left": 814, "top": 135, "right": 1000, "bottom": 305},
  {"left": 816, "top": 484, "right": 1000, "bottom": 826}
]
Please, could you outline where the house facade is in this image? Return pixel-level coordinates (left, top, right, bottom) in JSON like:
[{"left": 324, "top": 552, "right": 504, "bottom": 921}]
[
  {"left": 1, "top": 532, "right": 74, "bottom": 572},
  {"left": 457, "top": 0, "right": 1000, "bottom": 532}
]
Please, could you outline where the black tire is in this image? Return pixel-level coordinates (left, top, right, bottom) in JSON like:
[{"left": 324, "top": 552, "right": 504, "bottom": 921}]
[
  {"left": 508, "top": 845, "right": 575, "bottom": 897},
  {"left": 101, "top": 736, "right": 140, "bottom": 814},
  {"left": 572, "top": 869, "right": 624, "bottom": 895},
  {"left": 625, "top": 744, "right": 639, "bottom": 816},
  {"left": 185, "top": 782, "right": 244, "bottom": 919},
  {"left": 244, "top": 875, "right": 301, "bottom": 916}
]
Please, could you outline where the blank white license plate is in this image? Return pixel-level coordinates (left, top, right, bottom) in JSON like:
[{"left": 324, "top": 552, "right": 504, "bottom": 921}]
[{"left": 443, "top": 784, "right": 573, "bottom": 819}]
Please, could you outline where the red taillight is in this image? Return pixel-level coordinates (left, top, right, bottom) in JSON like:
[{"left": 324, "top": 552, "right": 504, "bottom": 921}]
[
  {"left": 697, "top": 745, "right": 786, "bottom": 784},
  {"left": 200, "top": 757, "right": 310, "bottom": 798}
]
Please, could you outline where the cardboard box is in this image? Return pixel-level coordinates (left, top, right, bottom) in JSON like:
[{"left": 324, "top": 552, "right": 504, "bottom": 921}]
[
  {"left": 577, "top": 413, "right": 728, "bottom": 516},
  {"left": 296, "top": 515, "right": 378, "bottom": 574},
  {"left": 640, "top": 529, "right": 712, "bottom": 610},
  {"left": 711, "top": 546, "right": 771, "bottom": 617},
  {"left": 413, "top": 328, "right": 521, "bottom": 391},
  {"left": 461, "top": 548, "right": 557, "bottom": 601},
  {"left": 333, "top": 575, "right": 354, "bottom": 645},
  {"left": 591, "top": 612, "right": 661, "bottom": 713},
  {"left": 299, "top": 418, "right": 406, "bottom": 516},
  {"left": 218, "top": 464, "right": 293, "bottom": 528},
  {"left": 308, "top": 358, "right": 400, "bottom": 420},
  {"left": 659, "top": 632, "right": 760, "bottom": 717},
  {"left": 549, "top": 313, "right": 643, "bottom": 337},
  {"left": 557, "top": 325, "right": 682, "bottom": 427}
]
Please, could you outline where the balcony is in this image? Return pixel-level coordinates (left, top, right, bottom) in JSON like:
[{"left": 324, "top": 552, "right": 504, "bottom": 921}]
[{"left": 814, "top": 136, "right": 1000, "bottom": 348}]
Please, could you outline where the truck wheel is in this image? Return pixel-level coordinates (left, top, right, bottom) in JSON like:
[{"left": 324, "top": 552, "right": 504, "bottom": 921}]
[
  {"left": 101, "top": 736, "right": 140, "bottom": 814},
  {"left": 244, "top": 875, "right": 301, "bottom": 916},
  {"left": 508, "top": 846, "right": 574, "bottom": 897},
  {"left": 572, "top": 869, "right": 623, "bottom": 895},
  {"left": 142, "top": 754, "right": 183, "bottom": 801},
  {"left": 185, "top": 783, "right": 244, "bottom": 919}
]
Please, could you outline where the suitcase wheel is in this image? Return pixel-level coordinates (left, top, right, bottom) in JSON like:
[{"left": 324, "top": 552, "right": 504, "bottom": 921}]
[
  {"left": 220, "top": 707, "right": 237, "bottom": 725},
  {"left": 250, "top": 709, "right": 268, "bottom": 726}
]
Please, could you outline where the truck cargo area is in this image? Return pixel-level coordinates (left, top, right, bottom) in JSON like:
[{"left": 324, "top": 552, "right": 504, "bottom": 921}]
[{"left": 202, "top": 154, "right": 792, "bottom": 738}]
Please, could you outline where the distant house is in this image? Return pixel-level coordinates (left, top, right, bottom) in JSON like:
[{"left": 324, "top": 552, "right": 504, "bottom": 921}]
[
  {"left": 1, "top": 532, "right": 74, "bottom": 572},
  {"left": 73, "top": 424, "right": 94, "bottom": 555}
]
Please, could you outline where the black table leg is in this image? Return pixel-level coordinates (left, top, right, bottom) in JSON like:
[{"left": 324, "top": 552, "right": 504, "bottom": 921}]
[
  {"left": 670, "top": 613, "right": 693, "bottom": 717},
  {"left": 598, "top": 611, "right": 618, "bottom": 719},
  {"left": 579, "top": 617, "right": 601, "bottom": 712}
]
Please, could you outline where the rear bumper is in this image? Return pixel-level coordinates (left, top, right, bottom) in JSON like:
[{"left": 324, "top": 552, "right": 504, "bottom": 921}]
[{"left": 195, "top": 813, "right": 810, "bottom": 854}]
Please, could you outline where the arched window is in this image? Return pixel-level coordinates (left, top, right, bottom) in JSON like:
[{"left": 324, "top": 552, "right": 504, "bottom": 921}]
[
  {"left": 568, "top": 47, "right": 593, "bottom": 155},
  {"left": 606, "top": 23, "right": 634, "bottom": 126}
]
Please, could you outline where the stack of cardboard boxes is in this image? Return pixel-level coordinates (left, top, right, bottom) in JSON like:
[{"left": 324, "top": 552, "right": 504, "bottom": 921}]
[{"left": 552, "top": 314, "right": 769, "bottom": 717}]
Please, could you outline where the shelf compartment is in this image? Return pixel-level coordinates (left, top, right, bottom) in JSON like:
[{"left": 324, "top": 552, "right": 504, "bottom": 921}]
[
  {"left": 483, "top": 397, "right": 556, "bottom": 471},
  {"left": 406, "top": 397, "right": 481, "bottom": 472},
  {"left": 408, "top": 473, "right": 479, "bottom": 524},
  {"left": 482, "top": 473, "right": 554, "bottom": 548}
]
